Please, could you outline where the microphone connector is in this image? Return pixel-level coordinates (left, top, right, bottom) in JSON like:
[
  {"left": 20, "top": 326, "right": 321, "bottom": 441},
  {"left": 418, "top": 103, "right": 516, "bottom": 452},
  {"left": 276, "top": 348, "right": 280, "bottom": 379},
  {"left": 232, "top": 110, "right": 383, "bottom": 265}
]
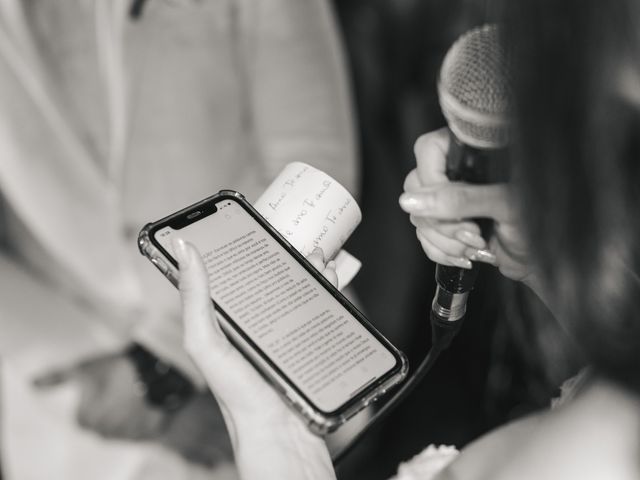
[
  {"left": 430, "top": 305, "right": 465, "bottom": 352},
  {"left": 431, "top": 285, "right": 469, "bottom": 322}
]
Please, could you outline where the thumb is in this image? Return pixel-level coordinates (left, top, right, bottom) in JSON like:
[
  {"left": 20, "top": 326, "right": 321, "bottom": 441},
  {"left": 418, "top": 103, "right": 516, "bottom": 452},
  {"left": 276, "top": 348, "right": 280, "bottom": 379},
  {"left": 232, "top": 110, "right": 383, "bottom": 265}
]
[
  {"left": 399, "top": 183, "right": 514, "bottom": 222},
  {"left": 171, "top": 238, "right": 231, "bottom": 363},
  {"left": 172, "top": 238, "right": 267, "bottom": 412}
]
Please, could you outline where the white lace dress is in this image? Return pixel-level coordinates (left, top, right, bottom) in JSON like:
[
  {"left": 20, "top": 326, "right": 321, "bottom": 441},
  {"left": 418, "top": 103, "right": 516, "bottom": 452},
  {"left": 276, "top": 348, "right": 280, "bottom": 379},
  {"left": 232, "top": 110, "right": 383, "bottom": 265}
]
[{"left": 389, "top": 444, "right": 460, "bottom": 480}]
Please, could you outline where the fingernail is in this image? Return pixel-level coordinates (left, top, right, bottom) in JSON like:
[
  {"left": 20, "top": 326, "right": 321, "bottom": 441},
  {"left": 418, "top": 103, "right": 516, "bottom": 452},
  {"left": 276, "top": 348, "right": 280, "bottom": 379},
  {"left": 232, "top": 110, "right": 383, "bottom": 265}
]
[
  {"left": 312, "top": 247, "right": 325, "bottom": 261},
  {"left": 326, "top": 260, "right": 336, "bottom": 269},
  {"left": 467, "top": 248, "right": 497, "bottom": 264},
  {"left": 399, "top": 193, "right": 431, "bottom": 211},
  {"left": 455, "top": 230, "right": 486, "bottom": 249},
  {"left": 452, "top": 257, "right": 473, "bottom": 269},
  {"left": 172, "top": 237, "right": 189, "bottom": 266}
]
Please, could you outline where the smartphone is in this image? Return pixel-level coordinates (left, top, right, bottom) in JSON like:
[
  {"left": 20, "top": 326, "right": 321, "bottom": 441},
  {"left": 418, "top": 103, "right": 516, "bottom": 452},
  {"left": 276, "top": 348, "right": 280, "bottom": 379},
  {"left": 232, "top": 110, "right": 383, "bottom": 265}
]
[{"left": 138, "top": 190, "right": 408, "bottom": 434}]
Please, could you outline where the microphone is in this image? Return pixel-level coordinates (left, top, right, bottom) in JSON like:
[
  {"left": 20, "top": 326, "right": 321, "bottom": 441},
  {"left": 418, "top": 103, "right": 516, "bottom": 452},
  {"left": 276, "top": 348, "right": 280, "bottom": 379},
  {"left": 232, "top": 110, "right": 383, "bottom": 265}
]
[
  {"left": 431, "top": 24, "right": 511, "bottom": 326},
  {"left": 333, "top": 25, "right": 511, "bottom": 465}
]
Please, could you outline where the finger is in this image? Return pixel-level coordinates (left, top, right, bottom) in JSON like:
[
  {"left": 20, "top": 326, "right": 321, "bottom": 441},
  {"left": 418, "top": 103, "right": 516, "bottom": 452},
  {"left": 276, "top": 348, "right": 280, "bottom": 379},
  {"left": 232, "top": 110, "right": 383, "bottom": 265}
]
[
  {"left": 416, "top": 229, "right": 472, "bottom": 269},
  {"left": 172, "top": 238, "right": 231, "bottom": 361},
  {"left": 409, "top": 216, "right": 481, "bottom": 235},
  {"left": 417, "top": 224, "right": 474, "bottom": 258},
  {"left": 403, "top": 169, "right": 422, "bottom": 193},
  {"left": 413, "top": 128, "right": 450, "bottom": 186},
  {"left": 416, "top": 225, "right": 495, "bottom": 264},
  {"left": 399, "top": 183, "right": 513, "bottom": 222},
  {"left": 410, "top": 216, "right": 485, "bottom": 249},
  {"left": 467, "top": 248, "right": 498, "bottom": 266},
  {"left": 172, "top": 238, "right": 272, "bottom": 413},
  {"left": 306, "top": 247, "right": 326, "bottom": 271},
  {"left": 322, "top": 261, "right": 339, "bottom": 289}
]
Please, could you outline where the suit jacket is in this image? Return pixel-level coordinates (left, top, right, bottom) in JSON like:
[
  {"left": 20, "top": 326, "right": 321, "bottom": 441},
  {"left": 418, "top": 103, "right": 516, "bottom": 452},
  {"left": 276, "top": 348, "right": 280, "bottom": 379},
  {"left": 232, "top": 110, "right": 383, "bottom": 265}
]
[
  {"left": 0, "top": 1, "right": 356, "bottom": 477},
  {"left": 0, "top": 0, "right": 357, "bottom": 378}
]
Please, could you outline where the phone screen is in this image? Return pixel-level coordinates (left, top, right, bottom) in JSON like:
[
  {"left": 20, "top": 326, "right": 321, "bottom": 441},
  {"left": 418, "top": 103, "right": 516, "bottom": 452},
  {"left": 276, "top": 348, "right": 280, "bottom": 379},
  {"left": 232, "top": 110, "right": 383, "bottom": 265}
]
[{"left": 152, "top": 198, "right": 399, "bottom": 413}]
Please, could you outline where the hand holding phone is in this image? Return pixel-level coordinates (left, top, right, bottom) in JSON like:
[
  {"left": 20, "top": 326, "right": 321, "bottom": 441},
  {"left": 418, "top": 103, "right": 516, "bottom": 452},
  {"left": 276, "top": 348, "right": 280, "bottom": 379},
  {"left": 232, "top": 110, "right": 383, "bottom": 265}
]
[
  {"left": 173, "top": 238, "right": 336, "bottom": 479},
  {"left": 139, "top": 191, "right": 407, "bottom": 434}
]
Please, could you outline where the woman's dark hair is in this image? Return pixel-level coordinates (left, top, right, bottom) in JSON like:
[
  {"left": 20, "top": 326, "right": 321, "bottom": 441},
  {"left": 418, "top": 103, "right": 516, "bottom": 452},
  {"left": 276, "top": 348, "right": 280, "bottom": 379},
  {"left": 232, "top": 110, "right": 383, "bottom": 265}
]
[{"left": 502, "top": 1, "right": 640, "bottom": 392}]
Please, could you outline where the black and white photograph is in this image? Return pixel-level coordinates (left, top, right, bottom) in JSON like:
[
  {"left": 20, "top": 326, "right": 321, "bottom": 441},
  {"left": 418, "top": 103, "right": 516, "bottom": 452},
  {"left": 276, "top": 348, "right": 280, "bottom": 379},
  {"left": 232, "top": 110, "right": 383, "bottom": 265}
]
[{"left": 0, "top": 1, "right": 638, "bottom": 479}]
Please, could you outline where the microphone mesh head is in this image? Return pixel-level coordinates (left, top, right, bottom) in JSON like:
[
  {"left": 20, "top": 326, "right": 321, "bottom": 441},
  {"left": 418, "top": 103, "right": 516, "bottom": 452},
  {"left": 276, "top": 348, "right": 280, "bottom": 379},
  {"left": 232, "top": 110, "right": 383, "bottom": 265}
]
[{"left": 438, "top": 24, "right": 511, "bottom": 149}]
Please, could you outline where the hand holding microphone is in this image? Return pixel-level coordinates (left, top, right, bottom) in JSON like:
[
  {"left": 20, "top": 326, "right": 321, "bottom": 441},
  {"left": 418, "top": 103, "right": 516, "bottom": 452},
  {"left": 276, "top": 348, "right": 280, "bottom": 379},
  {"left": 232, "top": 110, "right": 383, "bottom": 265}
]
[
  {"left": 400, "top": 25, "right": 534, "bottom": 325},
  {"left": 400, "top": 128, "right": 531, "bottom": 283}
]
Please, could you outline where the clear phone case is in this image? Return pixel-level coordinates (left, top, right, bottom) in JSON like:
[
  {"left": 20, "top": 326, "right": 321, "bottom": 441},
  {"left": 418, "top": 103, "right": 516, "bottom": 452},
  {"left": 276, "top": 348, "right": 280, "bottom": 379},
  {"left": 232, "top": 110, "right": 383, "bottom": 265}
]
[{"left": 138, "top": 190, "right": 408, "bottom": 435}]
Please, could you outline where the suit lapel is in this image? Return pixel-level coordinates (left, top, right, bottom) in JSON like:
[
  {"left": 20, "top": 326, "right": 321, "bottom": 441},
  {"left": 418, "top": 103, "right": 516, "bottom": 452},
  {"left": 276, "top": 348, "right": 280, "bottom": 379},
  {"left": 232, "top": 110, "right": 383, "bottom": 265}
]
[{"left": 0, "top": 0, "right": 141, "bottom": 312}]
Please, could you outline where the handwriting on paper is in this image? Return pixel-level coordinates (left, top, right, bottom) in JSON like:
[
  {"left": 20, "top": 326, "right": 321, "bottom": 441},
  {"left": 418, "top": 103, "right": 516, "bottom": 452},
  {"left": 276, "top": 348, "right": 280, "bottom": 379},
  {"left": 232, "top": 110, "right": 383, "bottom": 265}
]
[{"left": 254, "top": 162, "right": 361, "bottom": 260}]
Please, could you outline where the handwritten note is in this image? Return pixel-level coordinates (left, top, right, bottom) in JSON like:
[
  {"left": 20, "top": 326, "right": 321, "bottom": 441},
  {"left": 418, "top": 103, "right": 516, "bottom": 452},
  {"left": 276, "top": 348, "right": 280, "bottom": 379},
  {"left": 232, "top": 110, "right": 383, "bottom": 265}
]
[{"left": 254, "top": 162, "right": 362, "bottom": 289}]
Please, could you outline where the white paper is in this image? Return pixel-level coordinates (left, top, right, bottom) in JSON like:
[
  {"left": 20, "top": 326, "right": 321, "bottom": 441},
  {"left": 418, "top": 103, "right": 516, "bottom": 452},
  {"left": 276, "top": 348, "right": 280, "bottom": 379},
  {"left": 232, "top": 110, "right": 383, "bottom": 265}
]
[{"left": 254, "top": 162, "right": 362, "bottom": 289}]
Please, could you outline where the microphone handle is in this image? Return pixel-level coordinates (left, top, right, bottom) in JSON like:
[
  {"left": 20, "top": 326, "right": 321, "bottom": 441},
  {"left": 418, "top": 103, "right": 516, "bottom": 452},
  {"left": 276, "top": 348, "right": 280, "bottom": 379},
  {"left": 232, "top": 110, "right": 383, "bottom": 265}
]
[{"left": 432, "top": 130, "right": 509, "bottom": 322}]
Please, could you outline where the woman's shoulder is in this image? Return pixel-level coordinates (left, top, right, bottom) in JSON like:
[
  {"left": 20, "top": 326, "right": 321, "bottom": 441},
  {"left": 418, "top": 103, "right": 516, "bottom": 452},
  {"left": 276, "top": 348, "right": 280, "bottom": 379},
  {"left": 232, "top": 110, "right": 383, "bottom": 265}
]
[{"left": 441, "top": 379, "right": 640, "bottom": 480}]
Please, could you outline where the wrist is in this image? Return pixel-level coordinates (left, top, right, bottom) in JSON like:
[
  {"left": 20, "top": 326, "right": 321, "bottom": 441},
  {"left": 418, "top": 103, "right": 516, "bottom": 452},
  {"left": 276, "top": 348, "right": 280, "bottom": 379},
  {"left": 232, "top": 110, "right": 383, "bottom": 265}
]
[{"left": 231, "top": 413, "right": 335, "bottom": 480}]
